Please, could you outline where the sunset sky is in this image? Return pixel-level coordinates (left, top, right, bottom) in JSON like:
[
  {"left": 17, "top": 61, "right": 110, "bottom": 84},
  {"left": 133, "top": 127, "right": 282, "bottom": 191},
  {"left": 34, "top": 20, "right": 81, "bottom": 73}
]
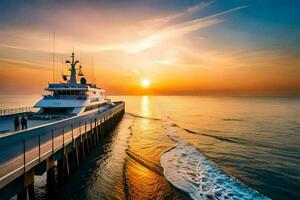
[{"left": 0, "top": 0, "right": 299, "bottom": 95}]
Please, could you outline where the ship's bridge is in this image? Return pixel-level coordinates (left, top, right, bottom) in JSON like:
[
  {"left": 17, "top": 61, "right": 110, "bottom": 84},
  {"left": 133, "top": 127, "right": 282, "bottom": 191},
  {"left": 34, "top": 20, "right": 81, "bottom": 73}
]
[{"left": 45, "top": 83, "right": 105, "bottom": 98}]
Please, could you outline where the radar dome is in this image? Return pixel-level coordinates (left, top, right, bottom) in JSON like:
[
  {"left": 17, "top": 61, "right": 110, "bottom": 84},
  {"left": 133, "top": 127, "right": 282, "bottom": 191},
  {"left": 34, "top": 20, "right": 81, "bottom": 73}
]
[{"left": 80, "top": 77, "right": 87, "bottom": 84}]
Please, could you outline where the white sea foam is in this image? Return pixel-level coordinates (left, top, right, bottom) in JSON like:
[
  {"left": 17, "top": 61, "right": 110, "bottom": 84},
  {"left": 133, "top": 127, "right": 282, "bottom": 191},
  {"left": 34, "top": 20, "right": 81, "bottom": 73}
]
[{"left": 161, "top": 140, "right": 270, "bottom": 200}]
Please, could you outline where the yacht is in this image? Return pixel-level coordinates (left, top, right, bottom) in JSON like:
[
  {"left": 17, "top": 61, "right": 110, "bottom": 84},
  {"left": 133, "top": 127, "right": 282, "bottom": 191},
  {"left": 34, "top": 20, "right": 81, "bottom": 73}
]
[{"left": 33, "top": 52, "right": 111, "bottom": 119}]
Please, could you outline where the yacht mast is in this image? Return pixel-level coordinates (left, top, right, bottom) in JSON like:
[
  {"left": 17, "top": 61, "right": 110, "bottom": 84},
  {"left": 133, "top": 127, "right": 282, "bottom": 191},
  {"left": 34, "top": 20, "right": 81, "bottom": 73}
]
[
  {"left": 69, "top": 52, "right": 79, "bottom": 85},
  {"left": 52, "top": 32, "right": 55, "bottom": 83}
]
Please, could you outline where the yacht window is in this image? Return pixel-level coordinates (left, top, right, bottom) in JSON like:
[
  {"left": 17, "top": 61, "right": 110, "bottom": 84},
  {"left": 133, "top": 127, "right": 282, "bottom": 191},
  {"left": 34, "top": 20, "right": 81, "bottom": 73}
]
[
  {"left": 42, "top": 108, "right": 71, "bottom": 115},
  {"left": 84, "top": 102, "right": 107, "bottom": 112},
  {"left": 52, "top": 90, "right": 87, "bottom": 96}
]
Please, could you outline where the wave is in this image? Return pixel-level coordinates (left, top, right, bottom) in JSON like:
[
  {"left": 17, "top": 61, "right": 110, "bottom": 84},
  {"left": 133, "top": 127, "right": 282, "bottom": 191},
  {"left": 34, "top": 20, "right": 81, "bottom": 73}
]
[
  {"left": 223, "top": 118, "right": 246, "bottom": 122},
  {"left": 166, "top": 121, "right": 245, "bottom": 145},
  {"left": 126, "top": 149, "right": 163, "bottom": 176},
  {"left": 129, "top": 113, "right": 245, "bottom": 145},
  {"left": 161, "top": 141, "right": 270, "bottom": 200},
  {"left": 168, "top": 121, "right": 285, "bottom": 152},
  {"left": 126, "top": 112, "right": 161, "bottom": 121},
  {"left": 128, "top": 113, "right": 244, "bottom": 145},
  {"left": 182, "top": 127, "right": 245, "bottom": 144}
]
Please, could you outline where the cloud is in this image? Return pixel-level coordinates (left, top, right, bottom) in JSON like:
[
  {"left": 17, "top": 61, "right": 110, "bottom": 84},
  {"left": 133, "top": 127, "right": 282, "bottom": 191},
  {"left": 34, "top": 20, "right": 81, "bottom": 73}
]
[
  {"left": 198, "top": 5, "right": 249, "bottom": 21},
  {"left": 138, "top": 1, "right": 214, "bottom": 29},
  {"left": 0, "top": 43, "right": 49, "bottom": 53},
  {"left": 0, "top": 58, "right": 50, "bottom": 71},
  {"left": 75, "top": 4, "right": 248, "bottom": 54},
  {"left": 74, "top": 16, "right": 219, "bottom": 54},
  {"left": 0, "top": 2, "right": 248, "bottom": 56},
  {"left": 74, "top": 16, "right": 217, "bottom": 54},
  {"left": 132, "top": 69, "right": 140, "bottom": 75}
]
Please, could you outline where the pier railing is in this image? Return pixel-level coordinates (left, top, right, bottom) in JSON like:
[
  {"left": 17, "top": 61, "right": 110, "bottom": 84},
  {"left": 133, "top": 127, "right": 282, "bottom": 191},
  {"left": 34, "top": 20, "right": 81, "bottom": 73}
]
[
  {"left": 0, "top": 107, "right": 33, "bottom": 117},
  {"left": 0, "top": 102, "right": 125, "bottom": 189}
]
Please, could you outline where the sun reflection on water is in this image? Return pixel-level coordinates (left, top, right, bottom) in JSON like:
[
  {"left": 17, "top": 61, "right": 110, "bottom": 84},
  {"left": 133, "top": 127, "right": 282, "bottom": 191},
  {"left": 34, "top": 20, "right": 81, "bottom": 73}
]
[{"left": 141, "top": 96, "right": 151, "bottom": 117}]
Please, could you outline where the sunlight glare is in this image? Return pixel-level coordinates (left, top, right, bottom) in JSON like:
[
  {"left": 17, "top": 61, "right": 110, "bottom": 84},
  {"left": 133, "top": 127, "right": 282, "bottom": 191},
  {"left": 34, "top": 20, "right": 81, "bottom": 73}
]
[{"left": 141, "top": 79, "right": 150, "bottom": 88}]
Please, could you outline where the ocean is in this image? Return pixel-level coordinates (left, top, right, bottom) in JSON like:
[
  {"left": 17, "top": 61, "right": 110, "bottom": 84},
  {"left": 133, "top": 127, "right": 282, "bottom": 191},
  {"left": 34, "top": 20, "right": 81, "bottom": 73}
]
[{"left": 1, "top": 95, "right": 299, "bottom": 200}]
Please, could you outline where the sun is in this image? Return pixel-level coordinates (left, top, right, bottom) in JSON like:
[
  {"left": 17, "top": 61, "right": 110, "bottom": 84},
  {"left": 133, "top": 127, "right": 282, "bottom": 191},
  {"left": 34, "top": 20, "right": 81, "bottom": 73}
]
[{"left": 141, "top": 79, "right": 150, "bottom": 88}]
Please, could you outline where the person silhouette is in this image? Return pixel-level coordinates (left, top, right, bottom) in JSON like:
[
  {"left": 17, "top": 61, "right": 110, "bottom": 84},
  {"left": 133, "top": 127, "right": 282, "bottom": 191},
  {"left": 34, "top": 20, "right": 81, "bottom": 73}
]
[
  {"left": 21, "top": 116, "right": 26, "bottom": 130},
  {"left": 24, "top": 115, "right": 28, "bottom": 129},
  {"left": 14, "top": 116, "right": 20, "bottom": 131}
]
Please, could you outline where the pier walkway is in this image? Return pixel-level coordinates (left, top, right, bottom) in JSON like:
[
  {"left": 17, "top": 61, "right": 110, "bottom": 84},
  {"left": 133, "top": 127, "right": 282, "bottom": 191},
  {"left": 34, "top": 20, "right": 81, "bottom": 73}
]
[
  {"left": 0, "top": 102, "right": 125, "bottom": 199},
  {"left": 0, "top": 117, "right": 55, "bottom": 135},
  {"left": 0, "top": 107, "right": 39, "bottom": 134}
]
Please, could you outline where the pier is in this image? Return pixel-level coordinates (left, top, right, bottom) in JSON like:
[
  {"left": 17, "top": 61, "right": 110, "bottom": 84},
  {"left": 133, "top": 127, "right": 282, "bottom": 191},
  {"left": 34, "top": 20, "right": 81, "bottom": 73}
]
[{"left": 0, "top": 102, "right": 125, "bottom": 199}]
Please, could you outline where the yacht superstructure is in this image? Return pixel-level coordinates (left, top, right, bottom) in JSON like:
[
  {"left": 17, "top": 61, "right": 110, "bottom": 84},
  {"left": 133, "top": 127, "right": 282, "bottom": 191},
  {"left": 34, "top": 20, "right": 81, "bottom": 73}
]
[{"left": 34, "top": 52, "right": 111, "bottom": 118}]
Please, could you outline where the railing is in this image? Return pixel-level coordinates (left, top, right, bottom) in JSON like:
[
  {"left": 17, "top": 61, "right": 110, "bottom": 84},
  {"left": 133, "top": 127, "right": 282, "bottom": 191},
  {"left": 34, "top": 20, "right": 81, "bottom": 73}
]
[
  {"left": 0, "top": 102, "right": 124, "bottom": 189},
  {"left": 0, "top": 107, "right": 33, "bottom": 117}
]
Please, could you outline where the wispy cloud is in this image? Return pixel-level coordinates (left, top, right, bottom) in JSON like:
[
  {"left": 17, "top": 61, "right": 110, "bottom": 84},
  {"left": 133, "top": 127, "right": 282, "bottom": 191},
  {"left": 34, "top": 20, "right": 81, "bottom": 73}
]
[
  {"left": 197, "top": 5, "right": 249, "bottom": 21},
  {"left": 74, "top": 17, "right": 219, "bottom": 53},
  {"left": 0, "top": 3, "right": 248, "bottom": 56},
  {"left": 76, "top": 4, "right": 248, "bottom": 54},
  {"left": 0, "top": 43, "right": 49, "bottom": 53},
  {"left": 138, "top": 1, "right": 214, "bottom": 29},
  {"left": 0, "top": 58, "right": 50, "bottom": 71}
]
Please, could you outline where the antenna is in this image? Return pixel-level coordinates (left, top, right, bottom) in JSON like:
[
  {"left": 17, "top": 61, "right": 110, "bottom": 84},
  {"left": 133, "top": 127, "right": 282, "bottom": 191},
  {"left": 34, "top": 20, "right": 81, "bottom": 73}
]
[
  {"left": 61, "top": 55, "right": 63, "bottom": 76},
  {"left": 52, "top": 32, "right": 55, "bottom": 83},
  {"left": 92, "top": 56, "right": 94, "bottom": 85}
]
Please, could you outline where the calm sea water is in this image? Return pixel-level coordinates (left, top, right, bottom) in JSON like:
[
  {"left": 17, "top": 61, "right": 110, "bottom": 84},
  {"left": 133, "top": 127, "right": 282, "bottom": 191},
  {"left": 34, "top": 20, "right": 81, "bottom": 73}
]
[{"left": 1, "top": 95, "right": 299, "bottom": 200}]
